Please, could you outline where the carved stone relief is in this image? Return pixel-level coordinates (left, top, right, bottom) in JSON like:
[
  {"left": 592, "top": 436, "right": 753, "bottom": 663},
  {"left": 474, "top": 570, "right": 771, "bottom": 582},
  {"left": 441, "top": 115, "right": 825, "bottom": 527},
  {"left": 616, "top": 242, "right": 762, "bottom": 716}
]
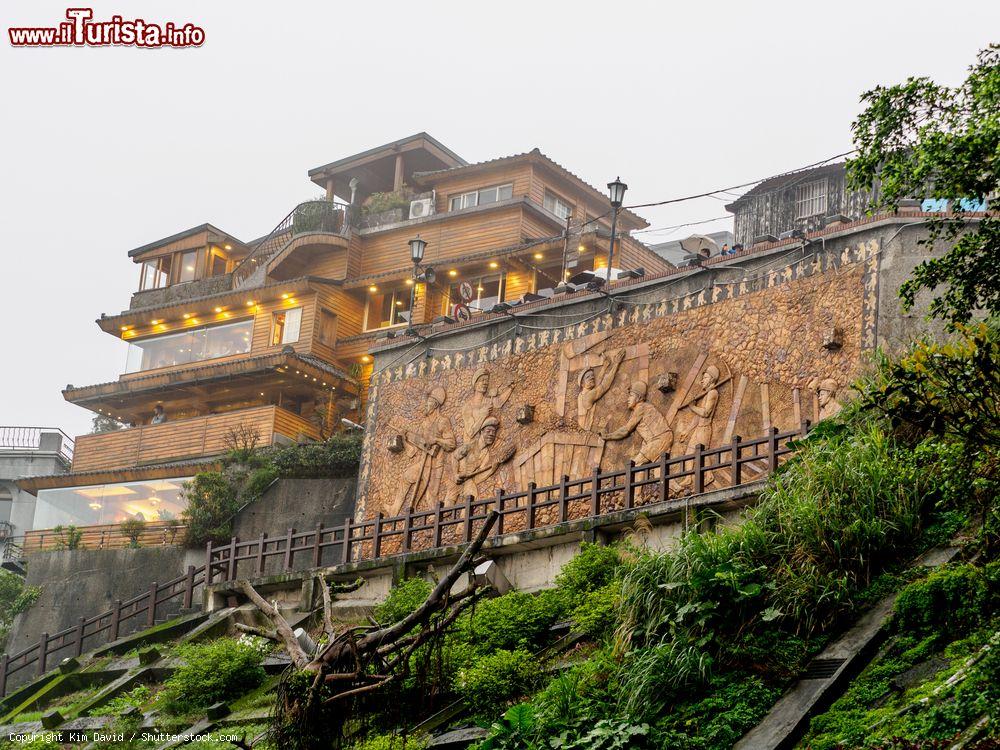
[{"left": 363, "top": 242, "right": 879, "bottom": 521}]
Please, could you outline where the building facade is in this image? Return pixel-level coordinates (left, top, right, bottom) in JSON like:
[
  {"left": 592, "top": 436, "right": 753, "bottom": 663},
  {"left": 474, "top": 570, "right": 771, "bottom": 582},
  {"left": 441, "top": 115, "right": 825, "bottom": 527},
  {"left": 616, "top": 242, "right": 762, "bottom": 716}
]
[{"left": 18, "top": 133, "right": 670, "bottom": 545}]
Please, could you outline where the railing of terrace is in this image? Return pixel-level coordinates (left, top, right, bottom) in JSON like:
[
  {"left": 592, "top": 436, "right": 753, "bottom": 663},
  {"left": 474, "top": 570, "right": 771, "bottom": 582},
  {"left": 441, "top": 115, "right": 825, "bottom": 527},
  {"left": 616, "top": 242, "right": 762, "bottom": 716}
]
[
  {"left": 0, "top": 423, "right": 807, "bottom": 696},
  {"left": 0, "top": 427, "right": 74, "bottom": 463}
]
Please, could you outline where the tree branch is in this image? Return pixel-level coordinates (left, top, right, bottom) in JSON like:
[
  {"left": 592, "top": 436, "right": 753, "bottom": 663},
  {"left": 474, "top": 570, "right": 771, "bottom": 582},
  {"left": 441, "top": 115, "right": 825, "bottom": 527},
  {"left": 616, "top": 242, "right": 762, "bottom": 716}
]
[{"left": 236, "top": 579, "right": 310, "bottom": 668}]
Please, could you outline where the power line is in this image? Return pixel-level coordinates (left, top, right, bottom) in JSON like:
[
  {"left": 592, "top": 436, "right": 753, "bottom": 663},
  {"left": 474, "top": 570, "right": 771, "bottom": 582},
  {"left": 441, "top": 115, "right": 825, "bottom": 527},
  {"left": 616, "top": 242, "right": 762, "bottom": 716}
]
[{"left": 631, "top": 216, "right": 732, "bottom": 236}]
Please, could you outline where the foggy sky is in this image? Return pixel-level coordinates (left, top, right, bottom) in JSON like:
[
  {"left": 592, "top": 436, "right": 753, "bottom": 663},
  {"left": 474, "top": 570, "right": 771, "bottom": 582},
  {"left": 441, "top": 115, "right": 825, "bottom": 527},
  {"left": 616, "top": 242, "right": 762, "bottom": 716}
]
[{"left": 2, "top": 0, "right": 997, "bottom": 439}]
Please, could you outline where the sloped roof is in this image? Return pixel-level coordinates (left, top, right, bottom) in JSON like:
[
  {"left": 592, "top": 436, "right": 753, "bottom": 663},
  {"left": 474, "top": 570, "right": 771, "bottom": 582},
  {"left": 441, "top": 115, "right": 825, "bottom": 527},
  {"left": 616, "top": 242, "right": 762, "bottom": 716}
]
[
  {"left": 127, "top": 223, "right": 246, "bottom": 258},
  {"left": 725, "top": 162, "right": 847, "bottom": 212}
]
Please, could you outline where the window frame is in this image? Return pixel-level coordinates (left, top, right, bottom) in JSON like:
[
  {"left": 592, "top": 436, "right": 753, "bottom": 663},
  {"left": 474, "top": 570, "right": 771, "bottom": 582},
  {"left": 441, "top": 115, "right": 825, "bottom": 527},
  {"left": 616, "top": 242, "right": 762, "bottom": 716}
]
[
  {"left": 138, "top": 255, "right": 172, "bottom": 291},
  {"left": 316, "top": 307, "right": 338, "bottom": 347},
  {"left": 448, "top": 183, "right": 514, "bottom": 212},
  {"left": 124, "top": 318, "right": 254, "bottom": 373},
  {"left": 272, "top": 307, "right": 303, "bottom": 346},
  {"left": 794, "top": 179, "right": 828, "bottom": 219},
  {"left": 363, "top": 288, "right": 412, "bottom": 331},
  {"left": 543, "top": 190, "right": 574, "bottom": 220},
  {"left": 176, "top": 249, "right": 200, "bottom": 284}
]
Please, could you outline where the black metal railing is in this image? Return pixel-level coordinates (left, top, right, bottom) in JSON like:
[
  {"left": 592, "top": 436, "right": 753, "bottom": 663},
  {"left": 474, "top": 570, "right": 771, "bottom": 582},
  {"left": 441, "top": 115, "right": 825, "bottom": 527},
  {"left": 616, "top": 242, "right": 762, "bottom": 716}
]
[
  {"left": 0, "top": 427, "right": 74, "bottom": 463},
  {"left": 231, "top": 200, "right": 350, "bottom": 288}
]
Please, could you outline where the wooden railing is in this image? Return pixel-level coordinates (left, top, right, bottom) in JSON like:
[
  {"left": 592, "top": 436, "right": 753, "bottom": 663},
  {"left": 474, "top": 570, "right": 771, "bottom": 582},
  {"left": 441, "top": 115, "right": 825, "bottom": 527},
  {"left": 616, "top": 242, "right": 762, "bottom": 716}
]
[
  {"left": 23, "top": 521, "right": 187, "bottom": 554},
  {"left": 0, "top": 424, "right": 806, "bottom": 697},
  {"left": 72, "top": 406, "right": 321, "bottom": 472}
]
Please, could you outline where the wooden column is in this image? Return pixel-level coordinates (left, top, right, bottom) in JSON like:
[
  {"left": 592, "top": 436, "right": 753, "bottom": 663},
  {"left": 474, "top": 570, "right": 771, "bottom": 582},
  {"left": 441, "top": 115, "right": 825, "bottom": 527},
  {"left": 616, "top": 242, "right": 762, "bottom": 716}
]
[{"left": 393, "top": 153, "right": 405, "bottom": 192}]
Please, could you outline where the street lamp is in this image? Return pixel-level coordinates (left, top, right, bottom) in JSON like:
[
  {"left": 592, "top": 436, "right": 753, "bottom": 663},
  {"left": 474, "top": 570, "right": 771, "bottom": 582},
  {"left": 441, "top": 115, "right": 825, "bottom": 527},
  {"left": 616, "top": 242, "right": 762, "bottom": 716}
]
[
  {"left": 407, "top": 235, "right": 428, "bottom": 333},
  {"left": 605, "top": 177, "right": 628, "bottom": 283}
]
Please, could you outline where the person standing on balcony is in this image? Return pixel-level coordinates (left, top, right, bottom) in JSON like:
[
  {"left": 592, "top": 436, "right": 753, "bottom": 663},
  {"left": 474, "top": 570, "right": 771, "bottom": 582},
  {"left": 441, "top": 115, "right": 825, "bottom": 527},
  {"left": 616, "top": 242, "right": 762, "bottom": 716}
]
[{"left": 150, "top": 404, "right": 167, "bottom": 425}]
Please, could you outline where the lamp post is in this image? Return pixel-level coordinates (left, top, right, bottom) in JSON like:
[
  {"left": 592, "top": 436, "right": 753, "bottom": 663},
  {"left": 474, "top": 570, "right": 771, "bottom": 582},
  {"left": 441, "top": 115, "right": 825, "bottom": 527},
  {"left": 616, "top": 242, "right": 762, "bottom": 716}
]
[
  {"left": 605, "top": 177, "right": 628, "bottom": 284},
  {"left": 407, "top": 235, "right": 427, "bottom": 333}
]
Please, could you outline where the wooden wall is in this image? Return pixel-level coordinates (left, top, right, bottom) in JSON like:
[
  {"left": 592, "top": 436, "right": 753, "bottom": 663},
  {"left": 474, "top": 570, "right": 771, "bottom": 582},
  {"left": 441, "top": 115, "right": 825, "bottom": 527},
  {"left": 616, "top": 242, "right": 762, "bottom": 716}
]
[{"left": 72, "top": 406, "right": 321, "bottom": 472}]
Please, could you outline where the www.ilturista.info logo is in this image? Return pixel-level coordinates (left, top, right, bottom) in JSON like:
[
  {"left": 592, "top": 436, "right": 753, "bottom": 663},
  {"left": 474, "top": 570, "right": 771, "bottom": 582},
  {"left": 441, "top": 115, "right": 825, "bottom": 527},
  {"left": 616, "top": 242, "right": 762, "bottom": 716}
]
[{"left": 9, "top": 8, "right": 205, "bottom": 48}]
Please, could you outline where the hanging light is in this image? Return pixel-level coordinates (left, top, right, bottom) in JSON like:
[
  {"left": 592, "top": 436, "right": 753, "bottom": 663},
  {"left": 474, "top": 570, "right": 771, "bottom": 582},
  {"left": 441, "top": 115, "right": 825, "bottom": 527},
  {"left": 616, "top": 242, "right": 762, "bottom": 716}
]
[
  {"left": 409, "top": 235, "right": 427, "bottom": 265},
  {"left": 607, "top": 177, "right": 628, "bottom": 209}
]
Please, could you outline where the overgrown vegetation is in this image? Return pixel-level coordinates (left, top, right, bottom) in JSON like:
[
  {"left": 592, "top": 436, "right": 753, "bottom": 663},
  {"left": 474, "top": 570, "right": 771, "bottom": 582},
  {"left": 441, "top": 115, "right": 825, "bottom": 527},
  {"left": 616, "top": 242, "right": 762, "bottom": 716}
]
[
  {"left": 182, "top": 432, "right": 362, "bottom": 546},
  {"left": 157, "top": 638, "right": 267, "bottom": 714},
  {"left": 0, "top": 569, "right": 40, "bottom": 648}
]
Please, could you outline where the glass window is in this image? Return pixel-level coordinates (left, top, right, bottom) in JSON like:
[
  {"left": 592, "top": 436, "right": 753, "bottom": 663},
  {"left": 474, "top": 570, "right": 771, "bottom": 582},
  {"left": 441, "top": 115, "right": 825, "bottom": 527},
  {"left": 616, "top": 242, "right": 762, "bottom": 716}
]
[
  {"left": 317, "top": 308, "right": 338, "bottom": 346},
  {"left": 178, "top": 250, "right": 199, "bottom": 282},
  {"left": 543, "top": 190, "right": 574, "bottom": 220},
  {"left": 125, "top": 319, "right": 253, "bottom": 373},
  {"left": 210, "top": 253, "right": 228, "bottom": 277},
  {"left": 449, "top": 184, "right": 513, "bottom": 211},
  {"left": 139, "top": 256, "right": 172, "bottom": 291},
  {"left": 444, "top": 274, "right": 505, "bottom": 314},
  {"left": 795, "top": 180, "right": 827, "bottom": 218},
  {"left": 272, "top": 308, "right": 302, "bottom": 345},
  {"left": 34, "top": 477, "right": 191, "bottom": 529},
  {"left": 364, "top": 288, "right": 412, "bottom": 330}
]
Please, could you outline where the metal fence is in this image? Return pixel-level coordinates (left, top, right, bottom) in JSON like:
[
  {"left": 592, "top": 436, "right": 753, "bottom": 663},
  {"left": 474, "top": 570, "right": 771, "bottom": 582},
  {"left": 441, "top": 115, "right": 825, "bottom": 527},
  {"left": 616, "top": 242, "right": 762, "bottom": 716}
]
[
  {"left": 0, "top": 423, "right": 807, "bottom": 696},
  {"left": 0, "top": 427, "right": 74, "bottom": 463}
]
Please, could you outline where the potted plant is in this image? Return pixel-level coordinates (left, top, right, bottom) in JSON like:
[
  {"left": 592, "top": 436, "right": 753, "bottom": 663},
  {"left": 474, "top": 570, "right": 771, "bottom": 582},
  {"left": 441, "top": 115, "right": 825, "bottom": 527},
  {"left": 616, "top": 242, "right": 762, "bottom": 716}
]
[{"left": 120, "top": 517, "right": 147, "bottom": 549}]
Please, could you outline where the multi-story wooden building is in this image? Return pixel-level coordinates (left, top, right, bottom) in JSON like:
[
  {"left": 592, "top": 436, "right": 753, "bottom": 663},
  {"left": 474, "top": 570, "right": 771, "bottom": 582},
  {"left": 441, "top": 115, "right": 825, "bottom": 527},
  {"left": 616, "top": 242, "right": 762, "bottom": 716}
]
[{"left": 19, "top": 133, "right": 668, "bottom": 543}]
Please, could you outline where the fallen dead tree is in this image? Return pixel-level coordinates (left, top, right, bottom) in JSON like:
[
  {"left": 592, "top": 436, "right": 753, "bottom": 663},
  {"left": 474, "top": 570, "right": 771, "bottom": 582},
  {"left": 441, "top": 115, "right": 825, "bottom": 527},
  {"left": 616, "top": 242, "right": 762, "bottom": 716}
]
[{"left": 234, "top": 510, "right": 500, "bottom": 749}]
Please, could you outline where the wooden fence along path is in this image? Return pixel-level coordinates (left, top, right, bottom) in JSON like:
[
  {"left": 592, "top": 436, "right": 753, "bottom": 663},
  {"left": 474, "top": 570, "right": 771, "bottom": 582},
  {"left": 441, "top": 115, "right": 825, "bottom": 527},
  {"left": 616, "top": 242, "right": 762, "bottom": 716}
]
[{"left": 0, "top": 424, "right": 806, "bottom": 697}]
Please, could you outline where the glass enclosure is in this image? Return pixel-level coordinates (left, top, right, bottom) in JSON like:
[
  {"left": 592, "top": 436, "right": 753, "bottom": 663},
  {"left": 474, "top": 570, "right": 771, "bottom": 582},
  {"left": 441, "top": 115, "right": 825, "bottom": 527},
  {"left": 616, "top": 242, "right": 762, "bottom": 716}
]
[
  {"left": 139, "top": 256, "right": 172, "bottom": 291},
  {"left": 33, "top": 477, "right": 192, "bottom": 529},
  {"left": 364, "top": 288, "right": 411, "bottom": 329},
  {"left": 125, "top": 319, "right": 253, "bottom": 373},
  {"left": 443, "top": 274, "right": 505, "bottom": 314}
]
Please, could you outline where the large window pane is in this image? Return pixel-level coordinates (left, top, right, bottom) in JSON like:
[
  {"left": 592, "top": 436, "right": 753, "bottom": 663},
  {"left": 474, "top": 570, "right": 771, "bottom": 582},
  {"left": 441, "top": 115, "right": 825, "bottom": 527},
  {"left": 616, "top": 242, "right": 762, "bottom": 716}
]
[
  {"left": 33, "top": 477, "right": 192, "bottom": 529},
  {"left": 178, "top": 250, "right": 199, "bottom": 282},
  {"left": 444, "top": 274, "right": 505, "bottom": 314},
  {"left": 125, "top": 319, "right": 252, "bottom": 373},
  {"left": 140, "top": 256, "right": 171, "bottom": 291},
  {"left": 365, "top": 289, "right": 411, "bottom": 330}
]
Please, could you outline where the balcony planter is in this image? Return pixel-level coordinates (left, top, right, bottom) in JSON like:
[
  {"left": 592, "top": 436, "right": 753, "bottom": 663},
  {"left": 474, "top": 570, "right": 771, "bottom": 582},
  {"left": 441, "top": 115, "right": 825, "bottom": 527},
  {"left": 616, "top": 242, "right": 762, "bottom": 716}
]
[
  {"left": 360, "top": 207, "right": 406, "bottom": 229},
  {"left": 292, "top": 201, "right": 345, "bottom": 235}
]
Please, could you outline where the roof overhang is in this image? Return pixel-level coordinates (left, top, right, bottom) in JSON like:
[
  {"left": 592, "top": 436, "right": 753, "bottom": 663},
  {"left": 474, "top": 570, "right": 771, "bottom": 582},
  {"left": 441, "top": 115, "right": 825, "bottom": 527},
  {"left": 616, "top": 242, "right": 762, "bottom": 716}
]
[{"left": 127, "top": 223, "right": 247, "bottom": 259}]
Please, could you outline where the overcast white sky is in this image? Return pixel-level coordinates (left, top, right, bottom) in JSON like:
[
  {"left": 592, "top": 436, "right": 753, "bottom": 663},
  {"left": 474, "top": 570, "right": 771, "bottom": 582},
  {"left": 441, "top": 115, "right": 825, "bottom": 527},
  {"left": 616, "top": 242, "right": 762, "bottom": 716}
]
[{"left": 2, "top": 0, "right": 997, "bottom": 439}]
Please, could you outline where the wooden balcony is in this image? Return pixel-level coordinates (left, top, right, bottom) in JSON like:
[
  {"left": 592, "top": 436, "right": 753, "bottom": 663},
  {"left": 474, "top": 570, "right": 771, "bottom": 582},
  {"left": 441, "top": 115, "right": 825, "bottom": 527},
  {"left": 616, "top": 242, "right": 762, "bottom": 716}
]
[
  {"left": 22, "top": 520, "right": 187, "bottom": 554},
  {"left": 72, "top": 405, "right": 321, "bottom": 472}
]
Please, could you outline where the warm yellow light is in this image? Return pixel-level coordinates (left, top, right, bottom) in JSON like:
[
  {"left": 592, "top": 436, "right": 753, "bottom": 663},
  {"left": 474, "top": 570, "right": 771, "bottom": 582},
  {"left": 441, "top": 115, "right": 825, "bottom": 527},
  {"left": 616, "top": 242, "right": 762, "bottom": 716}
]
[
  {"left": 578, "top": 244, "right": 586, "bottom": 253},
  {"left": 89, "top": 502, "right": 102, "bottom": 510},
  {"left": 477, "top": 286, "right": 484, "bottom": 292},
  {"left": 489, "top": 261, "right": 499, "bottom": 269},
  {"left": 361, "top": 355, "right": 371, "bottom": 363},
  {"left": 189, "top": 318, "right": 200, "bottom": 325},
  {"left": 533, "top": 252, "right": 544, "bottom": 260},
  {"left": 120, "top": 326, "right": 128, "bottom": 331},
  {"left": 124, "top": 330, "right": 136, "bottom": 337},
  {"left": 395, "top": 300, "right": 403, "bottom": 306},
  {"left": 150, "top": 319, "right": 160, "bottom": 325},
  {"left": 405, "top": 278, "right": 414, "bottom": 286},
  {"left": 182, "top": 313, "right": 191, "bottom": 319},
  {"left": 281, "top": 293, "right": 290, "bottom": 299},
  {"left": 224, "top": 244, "right": 233, "bottom": 251},
  {"left": 448, "top": 269, "right": 457, "bottom": 277},
  {"left": 246, "top": 300, "right": 255, "bottom": 307},
  {"left": 222, "top": 312, "right": 232, "bottom": 319},
  {"left": 259, "top": 392, "right": 265, "bottom": 396},
  {"left": 214, "top": 307, "right": 224, "bottom": 313},
  {"left": 369, "top": 285, "right": 378, "bottom": 293}
]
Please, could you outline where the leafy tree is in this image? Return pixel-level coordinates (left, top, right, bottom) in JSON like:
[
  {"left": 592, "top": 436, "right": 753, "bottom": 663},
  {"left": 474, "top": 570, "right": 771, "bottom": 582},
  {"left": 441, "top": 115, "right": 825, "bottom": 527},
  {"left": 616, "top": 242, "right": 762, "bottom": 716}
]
[
  {"left": 849, "top": 44, "right": 1000, "bottom": 327},
  {"left": 90, "top": 414, "right": 125, "bottom": 433}
]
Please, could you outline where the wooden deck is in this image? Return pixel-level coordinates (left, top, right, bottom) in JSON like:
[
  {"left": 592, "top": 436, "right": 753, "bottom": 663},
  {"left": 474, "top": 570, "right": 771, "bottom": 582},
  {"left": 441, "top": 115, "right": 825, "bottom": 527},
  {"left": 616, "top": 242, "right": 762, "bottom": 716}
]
[{"left": 72, "top": 405, "right": 321, "bottom": 472}]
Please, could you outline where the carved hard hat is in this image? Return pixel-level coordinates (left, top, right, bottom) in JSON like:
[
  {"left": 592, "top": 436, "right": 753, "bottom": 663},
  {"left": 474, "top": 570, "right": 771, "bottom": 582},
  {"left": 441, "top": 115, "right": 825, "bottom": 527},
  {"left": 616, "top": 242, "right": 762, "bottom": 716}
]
[
  {"left": 817, "top": 378, "right": 838, "bottom": 393},
  {"left": 472, "top": 367, "right": 490, "bottom": 386},
  {"left": 577, "top": 366, "right": 596, "bottom": 388},
  {"left": 427, "top": 386, "right": 447, "bottom": 407},
  {"left": 481, "top": 416, "right": 500, "bottom": 430},
  {"left": 704, "top": 364, "right": 720, "bottom": 382},
  {"left": 629, "top": 380, "right": 648, "bottom": 399}
]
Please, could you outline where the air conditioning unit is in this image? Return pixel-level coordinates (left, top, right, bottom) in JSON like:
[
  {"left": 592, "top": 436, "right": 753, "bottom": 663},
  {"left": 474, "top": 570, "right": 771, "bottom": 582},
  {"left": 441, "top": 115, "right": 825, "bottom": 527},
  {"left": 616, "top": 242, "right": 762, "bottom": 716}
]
[{"left": 409, "top": 198, "right": 434, "bottom": 219}]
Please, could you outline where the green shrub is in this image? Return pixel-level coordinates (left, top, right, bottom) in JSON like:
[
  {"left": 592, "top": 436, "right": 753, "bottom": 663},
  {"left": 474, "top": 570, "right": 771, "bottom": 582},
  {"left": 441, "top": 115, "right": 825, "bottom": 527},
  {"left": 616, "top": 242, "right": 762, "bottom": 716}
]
[
  {"left": 461, "top": 590, "right": 563, "bottom": 654},
  {"left": 0, "top": 570, "right": 41, "bottom": 649},
  {"left": 351, "top": 733, "right": 426, "bottom": 750},
  {"left": 92, "top": 684, "right": 151, "bottom": 717},
  {"left": 267, "top": 434, "right": 363, "bottom": 478},
  {"left": 119, "top": 517, "right": 146, "bottom": 548},
  {"left": 894, "top": 563, "right": 997, "bottom": 635},
  {"left": 53, "top": 524, "right": 84, "bottom": 549},
  {"left": 158, "top": 638, "right": 266, "bottom": 713},
  {"left": 181, "top": 472, "right": 241, "bottom": 547},
  {"left": 555, "top": 543, "right": 622, "bottom": 600},
  {"left": 458, "top": 649, "right": 539, "bottom": 714},
  {"left": 570, "top": 584, "right": 619, "bottom": 640},
  {"left": 374, "top": 577, "right": 433, "bottom": 625}
]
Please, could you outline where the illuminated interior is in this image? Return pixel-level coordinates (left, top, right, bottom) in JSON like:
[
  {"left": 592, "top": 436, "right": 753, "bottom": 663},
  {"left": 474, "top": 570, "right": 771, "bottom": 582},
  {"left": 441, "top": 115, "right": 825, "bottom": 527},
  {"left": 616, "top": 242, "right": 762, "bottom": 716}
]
[{"left": 33, "top": 477, "right": 192, "bottom": 529}]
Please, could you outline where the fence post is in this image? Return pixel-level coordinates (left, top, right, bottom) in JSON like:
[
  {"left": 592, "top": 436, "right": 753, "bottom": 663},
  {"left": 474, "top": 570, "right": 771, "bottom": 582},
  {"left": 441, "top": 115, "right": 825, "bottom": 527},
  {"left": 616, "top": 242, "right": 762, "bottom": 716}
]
[
  {"left": 590, "top": 468, "right": 601, "bottom": 517},
  {"left": 283, "top": 528, "right": 296, "bottom": 572},
  {"left": 205, "top": 541, "right": 214, "bottom": 586},
  {"left": 494, "top": 489, "right": 505, "bottom": 536},
  {"left": 146, "top": 583, "right": 159, "bottom": 628},
  {"left": 312, "top": 523, "right": 324, "bottom": 568},
  {"left": 74, "top": 616, "right": 86, "bottom": 657},
  {"left": 401, "top": 512, "right": 412, "bottom": 553},
  {"left": 432, "top": 502, "right": 443, "bottom": 548},
  {"left": 341, "top": 518, "right": 352, "bottom": 564},
  {"left": 558, "top": 475, "right": 569, "bottom": 524},
  {"left": 767, "top": 426, "right": 780, "bottom": 473},
  {"left": 255, "top": 533, "right": 267, "bottom": 578},
  {"left": 109, "top": 600, "right": 122, "bottom": 642},
  {"left": 658, "top": 452, "right": 669, "bottom": 502},
  {"left": 693, "top": 444, "right": 705, "bottom": 495},
  {"left": 183, "top": 566, "right": 195, "bottom": 609},
  {"left": 527, "top": 483, "right": 538, "bottom": 530},
  {"left": 226, "top": 537, "right": 239, "bottom": 581},
  {"left": 373, "top": 513, "right": 384, "bottom": 559},
  {"left": 463, "top": 495, "right": 474, "bottom": 543},
  {"left": 626, "top": 461, "right": 637, "bottom": 509},
  {"left": 0, "top": 653, "right": 8, "bottom": 698},
  {"left": 37, "top": 634, "right": 48, "bottom": 676},
  {"left": 730, "top": 436, "right": 743, "bottom": 487}
]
